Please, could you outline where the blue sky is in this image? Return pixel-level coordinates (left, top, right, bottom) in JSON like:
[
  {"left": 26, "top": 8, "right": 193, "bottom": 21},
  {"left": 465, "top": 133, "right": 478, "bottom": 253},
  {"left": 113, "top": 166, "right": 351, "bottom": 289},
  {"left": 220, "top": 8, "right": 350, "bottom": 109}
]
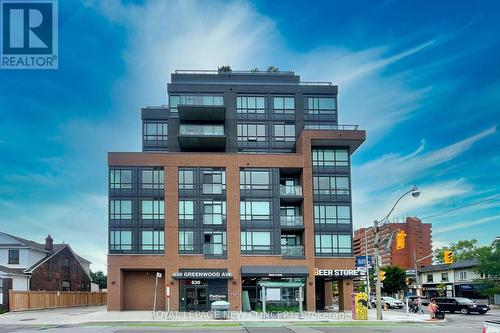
[{"left": 0, "top": 0, "right": 499, "bottom": 271}]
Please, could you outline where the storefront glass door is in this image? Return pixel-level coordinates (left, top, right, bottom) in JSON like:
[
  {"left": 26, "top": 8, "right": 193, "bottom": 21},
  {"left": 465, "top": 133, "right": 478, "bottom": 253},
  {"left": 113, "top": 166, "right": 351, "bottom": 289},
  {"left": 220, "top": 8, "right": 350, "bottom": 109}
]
[{"left": 183, "top": 286, "right": 208, "bottom": 311}]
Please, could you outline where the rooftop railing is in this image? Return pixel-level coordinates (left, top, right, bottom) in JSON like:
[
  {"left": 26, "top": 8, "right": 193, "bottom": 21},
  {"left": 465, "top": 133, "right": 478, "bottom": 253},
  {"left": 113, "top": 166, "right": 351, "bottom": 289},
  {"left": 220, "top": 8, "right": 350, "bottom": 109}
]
[
  {"left": 175, "top": 69, "right": 296, "bottom": 75},
  {"left": 304, "top": 124, "right": 360, "bottom": 131},
  {"left": 300, "top": 81, "right": 333, "bottom": 86}
]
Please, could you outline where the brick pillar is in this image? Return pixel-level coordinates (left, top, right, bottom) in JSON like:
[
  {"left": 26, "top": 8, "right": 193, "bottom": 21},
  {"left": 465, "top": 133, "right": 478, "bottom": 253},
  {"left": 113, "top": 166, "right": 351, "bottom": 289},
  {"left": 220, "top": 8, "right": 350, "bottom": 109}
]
[
  {"left": 165, "top": 165, "right": 179, "bottom": 311},
  {"left": 338, "top": 279, "right": 353, "bottom": 311},
  {"left": 106, "top": 265, "right": 121, "bottom": 310}
]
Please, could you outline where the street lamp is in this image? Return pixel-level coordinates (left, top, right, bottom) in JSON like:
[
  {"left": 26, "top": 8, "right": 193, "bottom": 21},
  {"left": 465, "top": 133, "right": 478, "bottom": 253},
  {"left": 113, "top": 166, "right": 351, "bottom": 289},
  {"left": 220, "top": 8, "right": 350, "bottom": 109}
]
[{"left": 373, "top": 185, "right": 420, "bottom": 320}]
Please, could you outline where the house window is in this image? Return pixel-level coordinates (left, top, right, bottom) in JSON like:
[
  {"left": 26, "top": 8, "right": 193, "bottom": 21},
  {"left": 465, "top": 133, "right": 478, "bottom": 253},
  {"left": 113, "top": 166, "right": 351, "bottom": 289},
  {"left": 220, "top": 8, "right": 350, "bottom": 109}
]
[
  {"left": 110, "top": 200, "right": 132, "bottom": 220},
  {"left": 240, "top": 170, "right": 270, "bottom": 190},
  {"left": 459, "top": 271, "right": 468, "bottom": 280},
  {"left": 313, "top": 176, "right": 350, "bottom": 195},
  {"left": 179, "top": 231, "right": 195, "bottom": 252},
  {"left": 110, "top": 169, "right": 132, "bottom": 189},
  {"left": 202, "top": 169, "right": 225, "bottom": 194},
  {"left": 143, "top": 122, "right": 168, "bottom": 141},
  {"left": 240, "top": 200, "right": 271, "bottom": 221},
  {"left": 240, "top": 231, "right": 271, "bottom": 252},
  {"left": 141, "top": 168, "right": 164, "bottom": 189},
  {"left": 8, "top": 249, "right": 19, "bottom": 264},
  {"left": 427, "top": 274, "right": 434, "bottom": 282},
  {"left": 314, "top": 205, "right": 351, "bottom": 224},
  {"left": 314, "top": 233, "right": 351, "bottom": 255},
  {"left": 273, "top": 124, "right": 295, "bottom": 142},
  {"left": 110, "top": 230, "right": 132, "bottom": 251},
  {"left": 237, "top": 96, "right": 266, "bottom": 113},
  {"left": 442, "top": 273, "right": 449, "bottom": 282},
  {"left": 62, "top": 280, "right": 70, "bottom": 291},
  {"left": 305, "top": 96, "right": 337, "bottom": 114},
  {"left": 203, "top": 200, "right": 226, "bottom": 225},
  {"left": 312, "top": 148, "right": 349, "bottom": 167},
  {"left": 141, "top": 230, "right": 164, "bottom": 252},
  {"left": 179, "top": 200, "right": 195, "bottom": 221},
  {"left": 237, "top": 123, "right": 267, "bottom": 141},
  {"left": 141, "top": 199, "right": 164, "bottom": 220},
  {"left": 178, "top": 169, "right": 195, "bottom": 190},
  {"left": 63, "top": 257, "right": 69, "bottom": 268},
  {"left": 272, "top": 96, "right": 295, "bottom": 114}
]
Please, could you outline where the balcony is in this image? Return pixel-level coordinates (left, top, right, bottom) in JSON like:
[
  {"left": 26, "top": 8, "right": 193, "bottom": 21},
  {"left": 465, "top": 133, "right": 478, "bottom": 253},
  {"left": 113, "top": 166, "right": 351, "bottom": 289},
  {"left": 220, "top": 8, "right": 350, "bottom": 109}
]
[
  {"left": 203, "top": 244, "right": 226, "bottom": 257},
  {"left": 178, "top": 124, "right": 226, "bottom": 151},
  {"left": 279, "top": 185, "right": 303, "bottom": 203},
  {"left": 281, "top": 245, "right": 304, "bottom": 257},
  {"left": 280, "top": 215, "right": 304, "bottom": 230},
  {"left": 178, "top": 105, "right": 226, "bottom": 122}
]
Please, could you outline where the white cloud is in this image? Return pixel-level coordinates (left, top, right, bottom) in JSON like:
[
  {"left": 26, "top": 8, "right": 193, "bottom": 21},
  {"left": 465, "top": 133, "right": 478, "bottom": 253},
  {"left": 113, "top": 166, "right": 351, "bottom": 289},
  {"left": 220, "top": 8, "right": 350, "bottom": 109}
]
[{"left": 433, "top": 216, "right": 500, "bottom": 234}]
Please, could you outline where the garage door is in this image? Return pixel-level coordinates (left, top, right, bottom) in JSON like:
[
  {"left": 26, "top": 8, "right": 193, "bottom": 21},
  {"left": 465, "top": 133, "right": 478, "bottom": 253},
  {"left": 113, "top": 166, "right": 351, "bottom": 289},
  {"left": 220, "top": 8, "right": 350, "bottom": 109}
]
[{"left": 123, "top": 271, "right": 165, "bottom": 311}]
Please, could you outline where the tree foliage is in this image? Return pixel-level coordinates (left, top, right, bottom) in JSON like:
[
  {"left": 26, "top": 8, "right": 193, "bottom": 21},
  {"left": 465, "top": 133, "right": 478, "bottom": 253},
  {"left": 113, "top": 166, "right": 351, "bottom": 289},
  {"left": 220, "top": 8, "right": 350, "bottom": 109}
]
[
  {"left": 90, "top": 270, "right": 107, "bottom": 289},
  {"left": 476, "top": 238, "right": 500, "bottom": 296},
  {"left": 434, "top": 239, "right": 491, "bottom": 264},
  {"left": 381, "top": 265, "right": 406, "bottom": 295}
]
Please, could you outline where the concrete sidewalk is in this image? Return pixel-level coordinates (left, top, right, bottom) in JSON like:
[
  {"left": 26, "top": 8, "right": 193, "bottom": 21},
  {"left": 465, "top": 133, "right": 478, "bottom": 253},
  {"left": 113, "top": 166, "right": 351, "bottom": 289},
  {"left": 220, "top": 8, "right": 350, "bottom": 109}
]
[{"left": 0, "top": 306, "right": 437, "bottom": 326}]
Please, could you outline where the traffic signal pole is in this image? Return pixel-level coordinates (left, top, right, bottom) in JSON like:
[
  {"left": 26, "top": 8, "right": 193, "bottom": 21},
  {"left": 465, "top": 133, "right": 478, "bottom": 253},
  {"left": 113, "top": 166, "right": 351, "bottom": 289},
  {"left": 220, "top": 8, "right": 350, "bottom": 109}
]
[{"left": 374, "top": 220, "right": 383, "bottom": 320}]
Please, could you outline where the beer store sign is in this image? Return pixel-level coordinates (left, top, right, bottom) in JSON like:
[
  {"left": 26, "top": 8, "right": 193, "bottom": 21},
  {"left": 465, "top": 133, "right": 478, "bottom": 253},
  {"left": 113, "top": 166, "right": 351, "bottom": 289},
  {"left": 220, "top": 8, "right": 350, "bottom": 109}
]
[
  {"left": 172, "top": 270, "right": 233, "bottom": 279},
  {"left": 315, "top": 268, "right": 363, "bottom": 277}
]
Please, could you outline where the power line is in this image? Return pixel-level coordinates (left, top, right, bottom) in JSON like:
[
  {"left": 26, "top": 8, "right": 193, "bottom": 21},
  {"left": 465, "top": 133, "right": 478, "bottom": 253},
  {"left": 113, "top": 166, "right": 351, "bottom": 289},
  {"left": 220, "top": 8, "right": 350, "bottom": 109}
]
[{"left": 421, "top": 194, "right": 500, "bottom": 220}]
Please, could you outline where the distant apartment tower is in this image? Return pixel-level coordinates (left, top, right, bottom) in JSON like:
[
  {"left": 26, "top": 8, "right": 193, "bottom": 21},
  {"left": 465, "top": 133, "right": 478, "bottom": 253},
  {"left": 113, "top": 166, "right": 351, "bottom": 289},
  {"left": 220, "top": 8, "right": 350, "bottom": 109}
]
[
  {"left": 107, "top": 69, "right": 366, "bottom": 312},
  {"left": 352, "top": 217, "right": 432, "bottom": 270}
]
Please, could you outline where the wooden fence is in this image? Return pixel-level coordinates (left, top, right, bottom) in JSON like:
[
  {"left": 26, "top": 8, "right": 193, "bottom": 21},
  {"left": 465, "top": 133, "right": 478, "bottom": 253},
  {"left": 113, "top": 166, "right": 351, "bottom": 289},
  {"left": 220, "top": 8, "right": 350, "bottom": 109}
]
[{"left": 8, "top": 290, "right": 107, "bottom": 312}]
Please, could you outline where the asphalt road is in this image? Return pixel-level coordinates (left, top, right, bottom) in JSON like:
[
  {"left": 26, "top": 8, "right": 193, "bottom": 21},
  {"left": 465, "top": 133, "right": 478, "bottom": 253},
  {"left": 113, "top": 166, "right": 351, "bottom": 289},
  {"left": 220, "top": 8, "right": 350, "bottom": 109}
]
[{"left": 0, "top": 310, "right": 498, "bottom": 333}]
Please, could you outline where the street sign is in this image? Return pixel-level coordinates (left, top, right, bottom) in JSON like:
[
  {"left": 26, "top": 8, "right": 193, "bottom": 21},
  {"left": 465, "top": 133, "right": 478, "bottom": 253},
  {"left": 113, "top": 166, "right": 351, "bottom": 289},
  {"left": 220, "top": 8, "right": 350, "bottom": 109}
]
[
  {"left": 156, "top": 272, "right": 163, "bottom": 278},
  {"left": 355, "top": 255, "right": 372, "bottom": 268},
  {"left": 405, "top": 269, "right": 416, "bottom": 276}
]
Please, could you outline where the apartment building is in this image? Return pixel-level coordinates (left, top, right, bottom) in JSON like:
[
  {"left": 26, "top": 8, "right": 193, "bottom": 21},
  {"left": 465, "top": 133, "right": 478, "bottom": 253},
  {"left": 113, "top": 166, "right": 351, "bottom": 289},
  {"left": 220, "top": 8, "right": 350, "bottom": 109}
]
[
  {"left": 107, "top": 69, "right": 366, "bottom": 311},
  {"left": 352, "top": 217, "right": 432, "bottom": 270}
]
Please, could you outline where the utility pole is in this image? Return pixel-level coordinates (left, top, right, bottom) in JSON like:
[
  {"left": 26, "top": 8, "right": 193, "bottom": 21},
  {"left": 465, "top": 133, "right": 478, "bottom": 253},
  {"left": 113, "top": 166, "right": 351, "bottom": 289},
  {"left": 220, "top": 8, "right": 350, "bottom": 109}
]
[
  {"left": 373, "top": 220, "right": 383, "bottom": 320},
  {"left": 364, "top": 228, "right": 371, "bottom": 300}
]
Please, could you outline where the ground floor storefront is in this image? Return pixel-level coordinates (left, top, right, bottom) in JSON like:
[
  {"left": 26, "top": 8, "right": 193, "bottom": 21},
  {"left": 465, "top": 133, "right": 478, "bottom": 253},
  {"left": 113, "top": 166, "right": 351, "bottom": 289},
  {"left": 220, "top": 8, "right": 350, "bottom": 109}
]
[{"left": 107, "top": 256, "right": 359, "bottom": 312}]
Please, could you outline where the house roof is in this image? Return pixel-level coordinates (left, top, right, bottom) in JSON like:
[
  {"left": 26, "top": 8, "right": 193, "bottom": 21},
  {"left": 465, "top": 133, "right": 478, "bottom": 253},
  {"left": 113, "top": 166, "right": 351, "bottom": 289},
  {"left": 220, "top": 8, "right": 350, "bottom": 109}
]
[
  {"left": 0, "top": 232, "right": 91, "bottom": 263},
  {"left": 419, "top": 259, "right": 480, "bottom": 273},
  {"left": 0, "top": 265, "right": 28, "bottom": 276}
]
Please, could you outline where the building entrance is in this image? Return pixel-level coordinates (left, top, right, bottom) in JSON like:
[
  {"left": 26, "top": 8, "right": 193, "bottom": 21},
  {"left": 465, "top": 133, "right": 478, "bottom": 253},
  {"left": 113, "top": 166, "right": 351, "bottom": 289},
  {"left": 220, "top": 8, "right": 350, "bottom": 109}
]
[{"left": 182, "top": 284, "right": 208, "bottom": 312}]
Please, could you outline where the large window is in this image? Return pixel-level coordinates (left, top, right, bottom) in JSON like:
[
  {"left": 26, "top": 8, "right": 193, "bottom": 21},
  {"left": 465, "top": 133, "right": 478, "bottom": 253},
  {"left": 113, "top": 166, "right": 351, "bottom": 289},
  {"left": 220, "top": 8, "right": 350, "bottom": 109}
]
[
  {"left": 240, "top": 170, "right": 270, "bottom": 190},
  {"left": 179, "top": 169, "right": 194, "bottom": 190},
  {"left": 313, "top": 176, "right": 350, "bottom": 195},
  {"left": 141, "top": 199, "right": 164, "bottom": 220},
  {"left": 143, "top": 122, "right": 168, "bottom": 141},
  {"left": 110, "top": 169, "right": 132, "bottom": 189},
  {"left": 141, "top": 168, "right": 164, "bottom": 189},
  {"left": 110, "top": 230, "right": 132, "bottom": 251},
  {"left": 272, "top": 96, "right": 294, "bottom": 114},
  {"left": 203, "top": 231, "right": 226, "bottom": 256},
  {"left": 202, "top": 169, "right": 225, "bottom": 194},
  {"left": 179, "top": 231, "right": 195, "bottom": 252},
  {"left": 237, "top": 96, "right": 266, "bottom": 114},
  {"left": 240, "top": 201, "right": 271, "bottom": 221},
  {"left": 203, "top": 200, "right": 226, "bottom": 225},
  {"left": 314, "top": 233, "right": 351, "bottom": 255},
  {"left": 169, "top": 95, "right": 223, "bottom": 113},
  {"left": 141, "top": 230, "right": 164, "bottom": 251},
  {"left": 314, "top": 205, "right": 351, "bottom": 224},
  {"left": 241, "top": 231, "right": 271, "bottom": 252},
  {"left": 8, "top": 249, "right": 19, "bottom": 264},
  {"left": 273, "top": 124, "right": 295, "bottom": 142},
  {"left": 312, "top": 148, "right": 349, "bottom": 167},
  {"left": 110, "top": 200, "right": 132, "bottom": 220},
  {"left": 237, "top": 123, "right": 267, "bottom": 142},
  {"left": 305, "top": 97, "right": 337, "bottom": 114},
  {"left": 179, "top": 200, "right": 195, "bottom": 220}
]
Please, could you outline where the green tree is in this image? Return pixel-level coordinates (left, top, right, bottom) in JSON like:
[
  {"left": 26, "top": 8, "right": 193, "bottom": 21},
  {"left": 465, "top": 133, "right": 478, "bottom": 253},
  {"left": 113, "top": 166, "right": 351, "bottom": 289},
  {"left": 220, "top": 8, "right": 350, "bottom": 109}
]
[
  {"left": 380, "top": 265, "right": 406, "bottom": 295},
  {"left": 476, "top": 238, "right": 500, "bottom": 296},
  {"left": 434, "top": 239, "right": 491, "bottom": 264},
  {"left": 90, "top": 270, "right": 107, "bottom": 289}
]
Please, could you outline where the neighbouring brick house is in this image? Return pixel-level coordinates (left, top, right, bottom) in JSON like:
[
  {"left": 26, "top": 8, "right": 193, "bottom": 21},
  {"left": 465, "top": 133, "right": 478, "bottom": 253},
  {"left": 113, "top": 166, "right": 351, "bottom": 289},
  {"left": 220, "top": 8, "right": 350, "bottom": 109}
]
[{"left": 0, "top": 232, "right": 92, "bottom": 309}]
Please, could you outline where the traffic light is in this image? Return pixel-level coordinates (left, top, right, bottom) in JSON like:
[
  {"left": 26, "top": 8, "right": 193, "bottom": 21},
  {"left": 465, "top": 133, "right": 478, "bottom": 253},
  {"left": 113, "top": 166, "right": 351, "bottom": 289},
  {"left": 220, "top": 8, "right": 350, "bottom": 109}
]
[
  {"left": 396, "top": 230, "right": 407, "bottom": 250},
  {"left": 379, "top": 270, "right": 386, "bottom": 281},
  {"left": 444, "top": 250, "right": 454, "bottom": 264}
]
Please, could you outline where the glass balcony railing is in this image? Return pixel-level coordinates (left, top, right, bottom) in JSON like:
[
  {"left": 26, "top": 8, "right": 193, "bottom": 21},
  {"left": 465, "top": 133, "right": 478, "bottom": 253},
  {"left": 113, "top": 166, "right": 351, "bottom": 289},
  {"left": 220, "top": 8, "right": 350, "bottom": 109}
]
[
  {"left": 279, "top": 185, "right": 303, "bottom": 197},
  {"left": 179, "top": 125, "right": 224, "bottom": 136},
  {"left": 280, "top": 215, "right": 304, "bottom": 227},
  {"left": 203, "top": 244, "right": 226, "bottom": 256},
  {"left": 281, "top": 245, "right": 304, "bottom": 257}
]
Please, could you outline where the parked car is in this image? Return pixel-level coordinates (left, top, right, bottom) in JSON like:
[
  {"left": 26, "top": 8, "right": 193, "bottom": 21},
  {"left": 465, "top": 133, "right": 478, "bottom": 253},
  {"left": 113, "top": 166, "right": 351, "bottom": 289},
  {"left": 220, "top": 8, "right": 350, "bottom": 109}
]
[
  {"left": 370, "top": 296, "right": 404, "bottom": 309},
  {"left": 482, "top": 320, "right": 500, "bottom": 333},
  {"left": 433, "top": 297, "right": 490, "bottom": 314},
  {"left": 407, "top": 295, "right": 430, "bottom": 306}
]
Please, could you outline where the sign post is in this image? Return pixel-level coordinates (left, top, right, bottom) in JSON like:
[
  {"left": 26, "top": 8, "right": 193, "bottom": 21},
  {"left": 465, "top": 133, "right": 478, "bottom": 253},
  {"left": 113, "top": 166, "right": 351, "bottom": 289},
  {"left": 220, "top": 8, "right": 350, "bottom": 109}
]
[
  {"left": 166, "top": 286, "right": 170, "bottom": 312},
  {"left": 153, "top": 272, "right": 162, "bottom": 312}
]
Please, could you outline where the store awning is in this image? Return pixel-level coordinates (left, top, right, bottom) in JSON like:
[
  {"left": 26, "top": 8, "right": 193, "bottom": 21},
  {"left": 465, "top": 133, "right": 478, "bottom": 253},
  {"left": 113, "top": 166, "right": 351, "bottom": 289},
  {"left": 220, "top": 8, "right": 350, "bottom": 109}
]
[{"left": 241, "top": 266, "right": 309, "bottom": 278}]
